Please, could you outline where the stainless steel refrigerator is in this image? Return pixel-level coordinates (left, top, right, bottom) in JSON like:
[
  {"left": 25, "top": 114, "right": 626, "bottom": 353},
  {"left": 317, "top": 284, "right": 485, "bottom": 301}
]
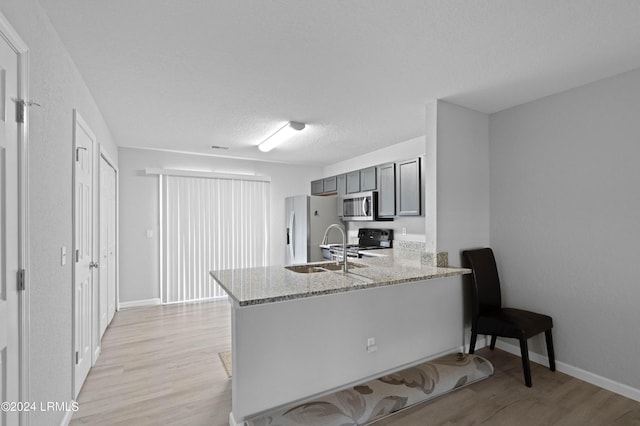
[{"left": 285, "top": 195, "right": 341, "bottom": 264}]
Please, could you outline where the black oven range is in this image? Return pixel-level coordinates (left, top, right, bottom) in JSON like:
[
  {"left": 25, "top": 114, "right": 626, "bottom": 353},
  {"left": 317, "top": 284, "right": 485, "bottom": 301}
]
[{"left": 322, "top": 228, "right": 393, "bottom": 260}]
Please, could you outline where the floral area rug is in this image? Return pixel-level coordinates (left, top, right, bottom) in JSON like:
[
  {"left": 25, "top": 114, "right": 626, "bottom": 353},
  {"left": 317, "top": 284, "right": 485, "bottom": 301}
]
[{"left": 246, "top": 352, "right": 493, "bottom": 426}]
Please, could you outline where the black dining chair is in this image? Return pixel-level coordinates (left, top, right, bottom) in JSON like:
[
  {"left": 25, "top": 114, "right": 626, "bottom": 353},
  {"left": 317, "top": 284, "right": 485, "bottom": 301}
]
[{"left": 462, "top": 247, "right": 555, "bottom": 387}]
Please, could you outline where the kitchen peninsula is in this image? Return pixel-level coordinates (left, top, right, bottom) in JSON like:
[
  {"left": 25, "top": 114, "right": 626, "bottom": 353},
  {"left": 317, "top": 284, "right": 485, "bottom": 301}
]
[{"left": 210, "top": 250, "right": 470, "bottom": 425}]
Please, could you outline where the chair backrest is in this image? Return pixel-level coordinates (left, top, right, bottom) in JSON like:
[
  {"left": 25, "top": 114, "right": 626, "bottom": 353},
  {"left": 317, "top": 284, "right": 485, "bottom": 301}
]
[{"left": 462, "top": 248, "right": 502, "bottom": 316}]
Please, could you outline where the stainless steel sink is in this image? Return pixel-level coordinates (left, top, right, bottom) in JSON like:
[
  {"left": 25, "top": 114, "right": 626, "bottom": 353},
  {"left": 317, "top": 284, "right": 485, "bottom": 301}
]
[
  {"left": 285, "top": 265, "right": 326, "bottom": 274},
  {"left": 313, "top": 262, "right": 368, "bottom": 271},
  {"left": 285, "top": 262, "right": 368, "bottom": 273}
]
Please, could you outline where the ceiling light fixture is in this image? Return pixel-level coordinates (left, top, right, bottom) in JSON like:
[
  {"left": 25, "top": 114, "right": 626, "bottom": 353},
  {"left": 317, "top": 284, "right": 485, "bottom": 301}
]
[{"left": 258, "top": 121, "right": 306, "bottom": 152}]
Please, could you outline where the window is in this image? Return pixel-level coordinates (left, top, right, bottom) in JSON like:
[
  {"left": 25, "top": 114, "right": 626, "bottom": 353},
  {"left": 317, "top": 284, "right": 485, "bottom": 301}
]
[{"left": 161, "top": 175, "right": 269, "bottom": 303}]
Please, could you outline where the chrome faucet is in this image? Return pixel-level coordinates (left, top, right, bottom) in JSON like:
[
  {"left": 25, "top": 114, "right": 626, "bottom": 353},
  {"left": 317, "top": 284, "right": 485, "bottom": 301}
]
[{"left": 321, "top": 223, "right": 348, "bottom": 273}]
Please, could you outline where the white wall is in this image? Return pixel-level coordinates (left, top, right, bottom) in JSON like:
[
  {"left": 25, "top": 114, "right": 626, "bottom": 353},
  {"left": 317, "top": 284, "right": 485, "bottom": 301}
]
[
  {"left": 0, "top": 1, "right": 119, "bottom": 424},
  {"left": 435, "top": 100, "right": 490, "bottom": 260},
  {"left": 425, "top": 100, "right": 491, "bottom": 259},
  {"left": 489, "top": 68, "right": 640, "bottom": 390},
  {"left": 426, "top": 100, "right": 490, "bottom": 347},
  {"left": 424, "top": 102, "right": 438, "bottom": 251},
  {"left": 118, "top": 147, "right": 322, "bottom": 304},
  {"left": 323, "top": 136, "right": 425, "bottom": 177}
]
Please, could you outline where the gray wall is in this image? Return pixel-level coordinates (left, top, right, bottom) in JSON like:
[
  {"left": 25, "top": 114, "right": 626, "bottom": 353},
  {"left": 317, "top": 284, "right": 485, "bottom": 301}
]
[
  {"left": 429, "top": 100, "right": 490, "bottom": 348},
  {"left": 0, "top": 1, "right": 118, "bottom": 424},
  {"left": 118, "top": 147, "right": 322, "bottom": 304},
  {"left": 489, "top": 68, "right": 640, "bottom": 390},
  {"left": 435, "top": 100, "right": 490, "bottom": 260}
]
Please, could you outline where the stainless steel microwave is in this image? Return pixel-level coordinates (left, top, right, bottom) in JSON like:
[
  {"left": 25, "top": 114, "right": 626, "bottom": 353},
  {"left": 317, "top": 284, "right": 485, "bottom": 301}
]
[{"left": 340, "top": 191, "right": 379, "bottom": 221}]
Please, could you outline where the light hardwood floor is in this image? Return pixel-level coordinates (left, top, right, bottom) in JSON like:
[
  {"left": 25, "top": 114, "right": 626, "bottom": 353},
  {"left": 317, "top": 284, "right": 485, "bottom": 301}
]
[
  {"left": 71, "top": 300, "right": 640, "bottom": 425},
  {"left": 70, "top": 301, "right": 232, "bottom": 425}
]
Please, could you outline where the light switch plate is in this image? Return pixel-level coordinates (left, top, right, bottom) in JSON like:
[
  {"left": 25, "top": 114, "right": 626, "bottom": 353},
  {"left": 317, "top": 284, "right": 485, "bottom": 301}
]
[
  {"left": 146, "top": 229, "right": 153, "bottom": 239},
  {"left": 61, "top": 246, "right": 67, "bottom": 266}
]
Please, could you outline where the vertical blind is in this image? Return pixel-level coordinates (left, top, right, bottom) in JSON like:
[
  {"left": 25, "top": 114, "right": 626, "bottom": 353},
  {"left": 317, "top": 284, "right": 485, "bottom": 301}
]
[{"left": 162, "top": 175, "right": 269, "bottom": 303}]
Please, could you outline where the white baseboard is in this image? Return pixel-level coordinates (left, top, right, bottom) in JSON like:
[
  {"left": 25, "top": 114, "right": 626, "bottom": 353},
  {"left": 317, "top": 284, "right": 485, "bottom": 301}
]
[
  {"left": 494, "top": 340, "right": 640, "bottom": 402},
  {"left": 118, "top": 298, "right": 161, "bottom": 309},
  {"left": 59, "top": 404, "right": 74, "bottom": 426},
  {"left": 92, "top": 345, "right": 101, "bottom": 366},
  {"left": 463, "top": 335, "right": 489, "bottom": 354}
]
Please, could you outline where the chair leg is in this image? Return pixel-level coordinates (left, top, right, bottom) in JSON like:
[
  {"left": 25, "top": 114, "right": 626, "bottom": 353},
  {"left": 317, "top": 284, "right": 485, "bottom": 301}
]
[
  {"left": 545, "top": 329, "right": 556, "bottom": 372},
  {"left": 469, "top": 330, "right": 478, "bottom": 354},
  {"left": 519, "top": 337, "right": 532, "bottom": 387},
  {"left": 490, "top": 335, "right": 497, "bottom": 350}
]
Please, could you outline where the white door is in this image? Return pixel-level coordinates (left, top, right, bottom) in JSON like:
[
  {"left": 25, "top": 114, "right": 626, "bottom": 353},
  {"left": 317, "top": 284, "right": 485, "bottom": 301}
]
[
  {"left": 99, "top": 156, "right": 117, "bottom": 337},
  {"left": 99, "top": 158, "right": 108, "bottom": 337},
  {"left": 106, "top": 163, "right": 117, "bottom": 323},
  {"left": 73, "top": 112, "right": 96, "bottom": 397},
  {"left": 0, "top": 27, "right": 20, "bottom": 426}
]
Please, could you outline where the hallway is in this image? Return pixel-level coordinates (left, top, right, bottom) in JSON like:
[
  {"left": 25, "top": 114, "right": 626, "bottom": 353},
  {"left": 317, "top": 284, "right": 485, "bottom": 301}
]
[{"left": 71, "top": 301, "right": 231, "bottom": 425}]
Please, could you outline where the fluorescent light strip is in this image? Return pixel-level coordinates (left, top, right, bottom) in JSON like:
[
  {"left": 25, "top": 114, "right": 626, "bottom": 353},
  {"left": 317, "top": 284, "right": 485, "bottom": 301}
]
[{"left": 258, "top": 121, "right": 305, "bottom": 152}]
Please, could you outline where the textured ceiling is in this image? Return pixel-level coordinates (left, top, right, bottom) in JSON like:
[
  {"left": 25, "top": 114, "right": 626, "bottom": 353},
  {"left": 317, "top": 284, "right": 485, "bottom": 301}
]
[{"left": 37, "top": 0, "right": 640, "bottom": 166}]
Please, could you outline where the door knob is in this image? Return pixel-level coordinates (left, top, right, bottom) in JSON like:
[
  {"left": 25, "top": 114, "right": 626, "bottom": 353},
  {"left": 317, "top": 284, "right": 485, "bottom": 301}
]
[{"left": 90, "top": 261, "right": 100, "bottom": 269}]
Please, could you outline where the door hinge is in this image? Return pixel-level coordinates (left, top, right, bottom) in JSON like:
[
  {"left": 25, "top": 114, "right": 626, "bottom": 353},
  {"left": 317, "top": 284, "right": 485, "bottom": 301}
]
[
  {"left": 17, "top": 269, "right": 26, "bottom": 291},
  {"left": 16, "top": 101, "right": 25, "bottom": 124},
  {"left": 75, "top": 351, "right": 79, "bottom": 364},
  {"left": 76, "top": 249, "right": 80, "bottom": 262}
]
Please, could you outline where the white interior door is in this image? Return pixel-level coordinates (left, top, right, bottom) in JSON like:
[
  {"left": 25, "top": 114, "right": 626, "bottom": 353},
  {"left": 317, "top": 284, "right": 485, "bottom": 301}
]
[
  {"left": 73, "top": 111, "right": 96, "bottom": 398},
  {"left": 0, "top": 27, "right": 20, "bottom": 426},
  {"left": 106, "top": 163, "right": 117, "bottom": 323},
  {"left": 99, "top": 155, "right": 117, "bottom": 336},
  {"left": 99, "top": 158, "right": 108, "bottom": 337}
]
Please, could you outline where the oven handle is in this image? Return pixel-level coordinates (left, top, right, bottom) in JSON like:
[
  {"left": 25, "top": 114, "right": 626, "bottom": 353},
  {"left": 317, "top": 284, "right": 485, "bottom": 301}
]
[{"left": 330, "top": 248, "right": 361, "bottom": 260}]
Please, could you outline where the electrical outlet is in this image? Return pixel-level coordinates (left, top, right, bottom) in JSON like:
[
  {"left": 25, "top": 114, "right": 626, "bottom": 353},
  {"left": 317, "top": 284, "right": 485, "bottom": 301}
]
[{"left": 402, "top": 227, "right": 407, "bottom": 235}]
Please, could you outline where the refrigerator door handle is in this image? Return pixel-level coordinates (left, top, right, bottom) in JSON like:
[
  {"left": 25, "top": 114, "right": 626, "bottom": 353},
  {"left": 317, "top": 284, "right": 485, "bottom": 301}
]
[{"left": 289, "top": 210, "right": 295, "bottom": 259}]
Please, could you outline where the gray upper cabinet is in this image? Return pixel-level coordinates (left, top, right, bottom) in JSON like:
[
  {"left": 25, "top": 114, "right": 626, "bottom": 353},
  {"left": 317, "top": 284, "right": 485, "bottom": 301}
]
[
  {"left": 311, "top": 179, "right": 324, "bottom": 195},
  {"left": 377, "top": 163, "right": 396, "bottom": 217},
  {"left": 311, "top": 176, "right": 338, "bottom": 195},
  {"left": 311, "top": 156, "right": 421, "bottom": 218},
  {"left": 396, "top": 158, "right": 421, "bottom": 216},
  {"left": 346, "top": 171, "right": 361, "bottom": 194},
  {"left": 346, "top": 167, "right": 376, "bottom": 193},
  {"left": 323, "top": 176, "right": 337, "bottom": 193},
  {"left": 360, "top": 167, "right": 377, "bottom": 191}
]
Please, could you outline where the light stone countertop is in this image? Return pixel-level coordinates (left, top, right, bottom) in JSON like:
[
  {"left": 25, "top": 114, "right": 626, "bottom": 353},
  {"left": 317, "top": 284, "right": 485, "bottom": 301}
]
[{"left": 210, "top": 249, "right": 471, "bottom": 307}]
